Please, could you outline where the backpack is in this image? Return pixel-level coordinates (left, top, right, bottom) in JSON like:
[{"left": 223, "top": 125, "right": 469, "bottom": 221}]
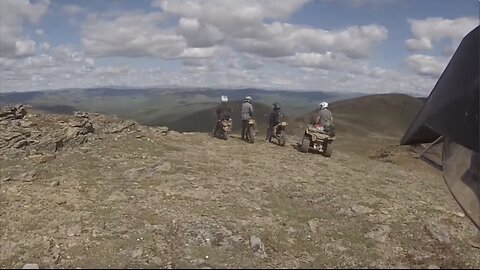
[{"left": 323, "top": 124, "right": 336, "bottom": 136}]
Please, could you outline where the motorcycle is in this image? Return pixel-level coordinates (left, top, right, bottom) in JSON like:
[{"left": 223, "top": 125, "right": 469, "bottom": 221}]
[
  {"left": 300, "top": 124, "right": 336, "bottom": 157},
  {"left": 245, "top": 118, "right": 256, "bottom": 143},
  {"left": 213, "top": 117, "right": 232, "bottom": 140},
  {"left": 268, "top": 121, "right": 288, "bottom": 146}
]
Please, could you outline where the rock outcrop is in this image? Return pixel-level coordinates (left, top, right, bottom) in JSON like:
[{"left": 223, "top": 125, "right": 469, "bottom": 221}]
[{"left": 0, "top": 105, "right": 169, "bottom": 157}]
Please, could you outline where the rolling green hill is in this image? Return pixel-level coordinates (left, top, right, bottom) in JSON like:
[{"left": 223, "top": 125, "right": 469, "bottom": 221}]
[{"left": 294, "top": 93, "right": 423, "bottom": 138}]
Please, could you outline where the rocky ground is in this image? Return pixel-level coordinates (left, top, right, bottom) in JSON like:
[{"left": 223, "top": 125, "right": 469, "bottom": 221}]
[{"left": 1, "top": 106, "right": 479, "bottom": 269}]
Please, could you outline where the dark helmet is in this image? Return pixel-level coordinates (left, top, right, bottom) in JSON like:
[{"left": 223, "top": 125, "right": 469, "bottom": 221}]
[{"left": 273, "top": 103, "right": 280, "bottom": 110}]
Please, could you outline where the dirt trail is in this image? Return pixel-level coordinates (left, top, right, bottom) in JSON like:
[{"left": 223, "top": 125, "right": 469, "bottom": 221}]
[{"left": 1, "top": 112, "right": 479, "bottom": 269}]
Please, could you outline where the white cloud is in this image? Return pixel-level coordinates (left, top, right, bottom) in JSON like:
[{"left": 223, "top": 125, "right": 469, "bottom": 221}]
[
  {"left": 242, "top": 54, "right": 265, "bottom": 70},
  {"left": 80, "top": 1, "right": 387, "bottom": 62},
  {"left": 154, "top": 0, "right": 310, "bottom": 25},
  {"left": 406, "top": 54, "right": 447, "bottom": 77},
  {"left": 291, "top": 24, "right": 388, "bottom": 58},
  {"left": 0, "top": 0, "right": 439, "bottom": 96},
  {"left": 405, "top": 17, "right": 478, "bottom": 52},
  {"left": 0, "top": 44, "right": 99, "bottom": 91},
  {"left": 26, "top": 53, "right": 56, "bottom": 68},
  {"left": 14, "top": 40, "right": 36, "bottom": 57},
  {"left": 35, "top": 29, "right": 44, "bottom": 36},
  {"left": 177, "top": 17, "right": 224, "bottom": 48},
  {"left": 1, "top": 46, "right": 437, "bottom": 96},
  {"left": 287, "top": 52, "right": 336, "bottom": 69},
  {"left": 349, "top": 0, "right": 395, "bottom": 7},
  {"left": 405, "top": 37, "right": 432, "bottom": 51},
  {"left": 182, "top": 58, "right": 215, "bottom": 67},
  {"left": 62, "top": 4, "right": 87, "bottom": 16},
  {"left": 179, "top": 46, "right": 220, "bottom": 58},
  {"left": 157, "top": 0, "right": 387, "bottom": 58},
  {"left": 0, "top": 0, "right": 49, "bottom": 58},
  {"left": 154, "top": 0, "right": 388, "bottom": 59},
  {"left": 81, "top": 11, "right": 187, "bottom": 58},
  {"left": 404, "top": 16, "right": 477, "bottom": 77},
  {"left": 40, "top": 42, "right": 50, "bottom": 51}
]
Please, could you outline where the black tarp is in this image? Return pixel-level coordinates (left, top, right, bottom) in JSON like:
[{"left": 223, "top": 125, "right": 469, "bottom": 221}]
[
  {"left": 400, "top": 26, "right": 479, "bottom": 153},
  {"left": 400, "top": 26, "right": 480, "bottom": 229}
]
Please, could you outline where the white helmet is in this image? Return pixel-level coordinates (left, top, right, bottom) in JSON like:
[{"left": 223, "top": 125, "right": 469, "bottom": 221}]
[
  {"left": 221, "top": 95, "right": 228, "bottom": 103},
  {"left": 319, "top": 101, "right": 328, "bottom": 109},
  {"left": 245, "top": 96, "right": 252, "bottom": 102}
]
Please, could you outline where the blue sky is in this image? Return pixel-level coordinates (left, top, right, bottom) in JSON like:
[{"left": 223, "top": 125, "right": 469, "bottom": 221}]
[{"left": 0, "top": 0, "right": 478, "bottom": 94}]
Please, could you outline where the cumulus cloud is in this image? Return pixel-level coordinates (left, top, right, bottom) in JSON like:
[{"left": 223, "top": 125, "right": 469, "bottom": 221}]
[
  {"left": 155, "top": 0, "right": 388, "bottom": 59},
  {"left": 182, "top": 58, "right": 215, "bottom": 67},
  {"left": 1, "top": 45, "right": 437, "bottom": 96},
  {"left": 224, "top": 52, "right": 265, "bottom": 71},
  {"left": 225, "top": 22, "right": 388, "bottom": 59},
  {"left": 0, "top": 0, "right": 49, "bottom": 58},
  {"left": 242, "top": 54, "right": 264, "bottom": 70},
  {"left": 40, "top": 42, "right": 50, "bottom": 51},
  {"left": 62, "top": 4, "right": 87, "bottom": 16},
  {"left": 404, "top": 16, "right": 477, "bottom": 77},
  {"left": 81, "top": 11, "right": 187, "bottom": 58},
  {"left": 79, "top": 0, "right": 388, "bottom": 62},
  {"left": 154, "top": 0, "right": 311, "bottom": 24},
  {"left": 406, "top": 54, "right": 447, "bottom": 77},
  {"left": 179, "top": 46, "right": 220, "bottom": 58},
  {"left": 177, "top": 17, "right": 224, "bottom": 48},
  {"left": 405, "top": 37, "right": 432, "bottom": 51},
  {"left": 0, "top": 44, "right": 98, "bottom": 91},
  {"left": 405, "top": 17, "right": 478, "bottom": 52},
  {"left": 291, "top": 24, "right": 388, "bottom": 58},
  {"left": 287, "top": 52, "right": 336, "bottom": 69},
  {"left": 349, "top": 0, "right": 395, "bottom": 7},
  {"left": 0, "top": 0, "right": 440, "bottom": 96},
  {"left": 14, "top": 40, "right": 36, "bottom": 57}
]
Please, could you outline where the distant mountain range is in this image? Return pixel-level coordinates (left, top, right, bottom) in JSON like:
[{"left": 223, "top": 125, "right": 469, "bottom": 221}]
[
  {"left": 0, "top": 88, "right": 427, "bottom": 144},
  {"left": 0, "top": 87, "right": 367, "bottom": 125},
  {"left": 141, "top": 93, "right": 424, "bottom": 142}
]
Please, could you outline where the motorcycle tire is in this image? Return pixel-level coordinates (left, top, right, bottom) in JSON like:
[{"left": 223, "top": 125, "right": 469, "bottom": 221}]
[
  {"left": 279, "top": 131, "right": 286, "bottom": 146},
  {"left": 248, "top": 127, "right": 255, "bottom": 143}
]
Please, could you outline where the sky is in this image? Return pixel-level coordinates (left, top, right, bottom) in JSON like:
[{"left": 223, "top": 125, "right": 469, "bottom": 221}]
[{"left": 0, "top": 0, "right": 478, "bottom": 95}]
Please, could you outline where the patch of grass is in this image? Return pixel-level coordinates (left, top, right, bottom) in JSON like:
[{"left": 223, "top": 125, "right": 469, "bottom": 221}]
[
  {"left": 162, "top": 143, "right": 183, "bottom": 152},
  {"left": 266, "top": 193, "right": 338, "bottom": 228}
]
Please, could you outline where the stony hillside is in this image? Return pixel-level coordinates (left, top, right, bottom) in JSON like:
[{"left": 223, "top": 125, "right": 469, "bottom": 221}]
[{"left": 0, "top": 105, "right": 479, "bottom": 269}]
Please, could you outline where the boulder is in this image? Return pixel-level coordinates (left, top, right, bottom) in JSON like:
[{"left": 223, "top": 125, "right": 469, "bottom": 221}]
[
  {"left": 250, "top": 235, "right": 267, "bottom": 258},
  {"left": 22, "top": 263, "right": 39, "bottom": 269}
]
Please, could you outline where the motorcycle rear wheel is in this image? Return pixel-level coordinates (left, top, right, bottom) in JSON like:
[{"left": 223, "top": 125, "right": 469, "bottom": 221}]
[
  {"left": 248, "top": 127, "right": 255, "bottom": 143},
  {"left": 279, "top": 131, "right": 286, "bottom": 146}
]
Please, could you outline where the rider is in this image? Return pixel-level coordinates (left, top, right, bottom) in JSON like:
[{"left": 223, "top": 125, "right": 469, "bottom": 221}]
[
  {"left": 313, "top": 101, "right": 333, "bottom": 130},
  {"left": 241, "top": 96, "right": 254, "bottom": 140},
  {"left": 214, "top": 95, "right": 232, "bottom": 135},
  {"left": 266, "top": 103, "right": 284, "bottom": 142},
  {"left": 216, "top": 95, "right": 232, "bottom": 120}
]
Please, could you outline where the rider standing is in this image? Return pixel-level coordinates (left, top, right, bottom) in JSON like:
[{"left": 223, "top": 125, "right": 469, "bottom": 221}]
[
  {"left": 266, "top": 103, "right": 284, "bottom": 142},
  {"left": 241, "top": 96, "right": 254, "bottom": 140}
]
